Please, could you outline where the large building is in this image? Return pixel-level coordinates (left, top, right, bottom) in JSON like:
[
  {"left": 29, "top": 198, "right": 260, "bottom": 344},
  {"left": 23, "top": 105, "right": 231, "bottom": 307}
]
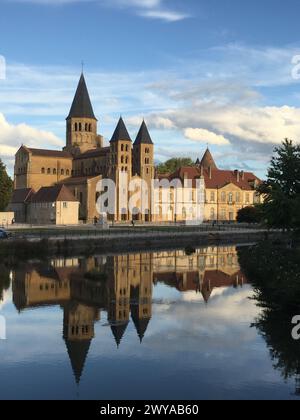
[{"left": 11, "top": 73, "right": 261, "bottom": 224}]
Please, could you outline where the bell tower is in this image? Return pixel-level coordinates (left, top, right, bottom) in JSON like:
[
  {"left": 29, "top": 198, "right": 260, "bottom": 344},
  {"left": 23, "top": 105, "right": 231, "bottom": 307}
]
[
  {"left": 133, "top": 120, "right": 154, "bottom": 221},
  {"left": 109, "top": 117, "right": 132, "bottom": 221},
  {"left": 65, "top": 73, "right": 103, "bottom": 154}
]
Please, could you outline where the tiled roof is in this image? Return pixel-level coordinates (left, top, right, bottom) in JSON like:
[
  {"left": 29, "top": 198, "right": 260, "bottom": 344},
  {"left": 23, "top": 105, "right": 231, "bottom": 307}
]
[
  {"left": 110, "top": 117, "right": 132, "bottom": 143},
  {"left": 203, "top": 168, "right": 260, "bottom": 190},
  {"left": 10, "top": 188, "right": 35, "bottom": 203},
  {"left": 73, "top": 147, "right": 110, "bottom": 160},
  {"left": 27, "top": 148, "right": 72, "bottom": 158},
  {"left": 57, "top": 175, "right": 101, "bottom": 185},
  {"left": 159, "top": 166, "right": 260, "bottom": 191},
  {"left": 200, "top": 148, "right": 218, "bottom": 170},
  {"left": 66, "top": 73, "right": 97, "bottom": 120},
  {"left": 134, "top": 120, "right": 153, "bottom": 145},
  {"left": 30, "top": 185, "right": 78, "bottom": 203}
]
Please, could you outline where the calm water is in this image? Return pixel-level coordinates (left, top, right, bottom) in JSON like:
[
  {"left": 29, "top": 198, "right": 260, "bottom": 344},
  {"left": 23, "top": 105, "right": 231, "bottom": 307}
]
[{"left": 0, "top": 244, "right": 299, "bottom": 400}]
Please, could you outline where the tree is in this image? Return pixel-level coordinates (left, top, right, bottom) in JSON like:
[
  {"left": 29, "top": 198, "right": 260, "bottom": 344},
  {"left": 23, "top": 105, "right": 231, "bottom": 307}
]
[
  {"left": 0, "top": 159, "right": 13, "bottom": 211},
  {"left": 156, "top": 158, "right": 196, "bottom": 174},
  {"left": 237, "top": 205, "right": 262, "bottom": 224},
  {"left": 258, "top": 139, "right": 300, "bottom": 230}
]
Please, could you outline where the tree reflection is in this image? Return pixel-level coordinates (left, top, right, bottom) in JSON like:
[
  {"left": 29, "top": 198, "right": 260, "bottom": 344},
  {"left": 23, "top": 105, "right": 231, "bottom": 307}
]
[
  {"left": 238, "top": 242, "right": 300, "bottom": 395},
  {"left": 0, "top": 264, "right": 11, "bottom": 302}
]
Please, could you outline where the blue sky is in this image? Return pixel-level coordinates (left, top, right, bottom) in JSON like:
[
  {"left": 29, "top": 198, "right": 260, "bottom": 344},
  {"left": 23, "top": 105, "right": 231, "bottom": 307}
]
[{"left": 1, "top": 0, "right": 300, "bottom": 177}]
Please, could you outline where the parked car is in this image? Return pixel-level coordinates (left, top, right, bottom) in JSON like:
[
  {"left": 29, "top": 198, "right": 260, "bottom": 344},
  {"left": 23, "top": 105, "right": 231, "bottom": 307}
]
[{"left": 0, "top": 229, "right": 9, "bottom": 239}]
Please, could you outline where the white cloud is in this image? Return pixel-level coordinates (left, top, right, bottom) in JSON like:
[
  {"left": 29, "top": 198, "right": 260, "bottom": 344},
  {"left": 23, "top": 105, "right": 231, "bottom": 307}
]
[
  {"left": 0, "top": 113, "right": 63, "bottom": 161},
  {"left": 12, "top": 0, "right": 189, "bottom": 22},
  {"left": 184, "top": 127, "right": 230, "bottom": 145}
]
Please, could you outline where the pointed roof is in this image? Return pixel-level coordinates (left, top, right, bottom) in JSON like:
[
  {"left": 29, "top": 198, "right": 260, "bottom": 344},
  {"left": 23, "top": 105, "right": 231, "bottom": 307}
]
[
  {"left": 134, "top": 120, "right": 153, "bottom": 145},
  {"left": 110, "top": 117, "right": 132, "bottom": 143},
  {"left": 30, "top": 185, "right": 78, "bottom": 203},
  {"left": 111, "top": 322, "right": 129, "bottom": 346},
  {"left": 200, "top": 148, "right": 218, "bottom": 170},
  {"left": 131, "top": 306, "right": 151, "bottom": 343},
  {"left": 65, "top": 339, "right": 91, "bottom": 384},
  {"left": 67, "top": 73, "right": 96, "bottom": 120}
]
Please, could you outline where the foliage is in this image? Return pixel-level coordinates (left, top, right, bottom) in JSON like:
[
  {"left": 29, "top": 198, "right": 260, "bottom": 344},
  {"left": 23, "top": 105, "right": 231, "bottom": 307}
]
[
  {"left": 237, "top": 205, "right": 262, "bottom": 224},
  {"left": 258, "top": 139, "right": 300, "bottom": 230},
  {"left": 156, "top": 158, "right": 196, "bottom": 174},
  {"left": 238, "top": 242, "right": 300, "bottom": 384},
  {"left": 0, "top": 159, "right": 13, "bottom": 211}
]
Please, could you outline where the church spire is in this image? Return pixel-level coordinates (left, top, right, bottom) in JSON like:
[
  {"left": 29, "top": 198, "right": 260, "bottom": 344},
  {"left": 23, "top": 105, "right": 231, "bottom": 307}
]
[
  {"left": 134, "top": 120, "right": 153, "bottom": 145},
  {"left": 67, "top": 73, "right": 96, "bottom": 120},
  {"left": 200, "top": 148, "right": 218, "bottom": 170},
  {"left": 110, "top": 117, "right": 132, "bottom": 143}
]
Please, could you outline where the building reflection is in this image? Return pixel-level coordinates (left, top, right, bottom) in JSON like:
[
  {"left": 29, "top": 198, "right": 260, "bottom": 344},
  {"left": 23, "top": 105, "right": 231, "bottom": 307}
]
[{"left": 11, "top": 246, "right": 247, "bottom": 383}]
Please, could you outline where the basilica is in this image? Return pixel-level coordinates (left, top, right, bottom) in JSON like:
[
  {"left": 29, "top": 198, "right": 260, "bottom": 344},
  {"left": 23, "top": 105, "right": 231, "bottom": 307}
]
[{"left": 10, "top": 73, "right": 261, "bottom": 224}]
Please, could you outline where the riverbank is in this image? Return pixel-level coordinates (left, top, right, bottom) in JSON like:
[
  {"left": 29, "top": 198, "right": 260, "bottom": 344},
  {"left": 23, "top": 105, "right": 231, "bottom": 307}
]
[{"left": 0, "top": 227, "right": 288, "bottom": 261}]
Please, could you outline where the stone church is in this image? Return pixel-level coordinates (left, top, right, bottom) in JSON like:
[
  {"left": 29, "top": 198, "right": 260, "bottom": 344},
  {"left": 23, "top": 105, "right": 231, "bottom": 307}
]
[
  {"left": 13, "top": 73, "right": 154, "bottom": 223},
  {"left": 11, "top": 73, "right": 261, "bottom": 224}
]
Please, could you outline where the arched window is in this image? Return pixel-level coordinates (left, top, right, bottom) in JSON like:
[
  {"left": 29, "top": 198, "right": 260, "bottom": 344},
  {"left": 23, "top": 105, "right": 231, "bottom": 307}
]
[
  {"left": 53, "top": 168, "right": 57, "bottom": 175},
  {"left": 121, "top": 155, "right": 124, "bottom": 163},
  {"left": 79, "top": 123, "right": 82, "bottom": 131},
  {"left": 47, "top": 168, "right": 51, "bottom": 174},
  {"left": 125, "top": 157, "right": 128, "bottom": 164},
  {"left": 66, "top": 169, "right": 70, "bottom": 176},
  {"left": 85, "top": 123, "right": 88, "bottom": 131},
  {"left": 61, "top": 169, "right": 65, "bottom": 175},
  {"left": 41, "top": 168, "right": 45, "bottom": 174},
  {"left": 121, "top": 144, "right": 124, "bottom": 152},
  {"left": 126, "top": 145, "right": 129, "bottom": 152},
  {"left": 89, "top": 123, "right": 92, "bottom": 132},
  {"left": 74, "top": 123, "right": 78, "bottom": 132}
]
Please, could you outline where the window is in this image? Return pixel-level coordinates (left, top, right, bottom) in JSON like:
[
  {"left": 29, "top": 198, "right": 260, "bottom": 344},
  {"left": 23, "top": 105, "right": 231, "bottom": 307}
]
[
  {"left": 61, "top": 169, "right": 64, "bottom": 175},
  {"left": 210, "top": 208, "right": 215, "bottom": 219},
  {"left": 228, "top": 192, "right": 233, "bottom": 204},
  {"left": 221, "top": 208, "right": 226, "bottom": 220},
  {"left": 210, "top": 192, "right": 215, "bottom": 202},
  {"left": 75, "top": 123, "right": 78, "bottom": 132},
  {"left": 121, "top": 156, "right": 124, "bottom": 164},
  {"left": 89, "top": 123, "right": 92, "bottom": 132},
  {"left": 121, "top": 144, "right": 124, "bottom": 152},
  {"left": 79, "top": 123, "right": 82, "bottom": 131},
  {"left": 66, "top": 169, "right": 70, "bottom": 176},
  {"left": 246, "top": 193, "right": 250, "bottom": 204},
  {"left": 126, "top": 145, "right": 129, "bottom": 152},
  {"left": 63, "top": 202, "right": 67, "bottom": 208},
  {"left": 221, "top": 192, "right": 226, "bottom": 203},
  {"left": 85, "top": 123, "right": 88, "bottom": 131},
  {"left": 41, "top": 168, "right": 45, "bottom": 174},
  {"left": 236, "top": 192, "right": 241, "bottom": 203},
  {"left": 53, "top": 168, "right": 57, "bottom": 175},
  {"left": 47, "top": 168, "right": 51, "bottom": 174}
]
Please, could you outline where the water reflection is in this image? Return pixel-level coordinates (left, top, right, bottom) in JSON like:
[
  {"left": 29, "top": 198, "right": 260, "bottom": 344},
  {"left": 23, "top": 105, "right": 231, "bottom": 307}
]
[{"left": 9, "top": 246, "right": 245, "bottom": 384}]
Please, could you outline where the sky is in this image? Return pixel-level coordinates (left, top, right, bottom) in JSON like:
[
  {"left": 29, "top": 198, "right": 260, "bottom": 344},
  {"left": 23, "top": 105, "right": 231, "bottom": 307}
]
[{"left": 1, "top": 0, "right": 300, "bottom": 177}]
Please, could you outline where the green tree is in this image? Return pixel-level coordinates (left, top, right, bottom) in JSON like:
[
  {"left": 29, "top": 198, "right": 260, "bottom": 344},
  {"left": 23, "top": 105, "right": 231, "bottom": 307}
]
[
  {"left": 237, "top": 205, "right": 262, "bottom": 224},
  {"left": 258, "top": 139, "right": 300, "bottom": 230},
  {"left": 156, "top": 158, "right": 196, "bottom": 174},
  {"left": 0, "top": 159, "right": 13, "bottom": 211}
]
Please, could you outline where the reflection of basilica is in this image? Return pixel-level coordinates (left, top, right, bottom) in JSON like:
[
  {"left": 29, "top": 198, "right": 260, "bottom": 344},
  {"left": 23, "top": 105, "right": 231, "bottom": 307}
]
[{"left": 11, "top": 246, "right": 247, "bottom": 383}]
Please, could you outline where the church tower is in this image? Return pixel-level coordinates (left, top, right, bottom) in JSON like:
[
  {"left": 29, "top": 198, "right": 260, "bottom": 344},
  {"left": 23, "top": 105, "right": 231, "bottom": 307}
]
[
  {"left": 133, "top": 121, "right": 154, "bottom": 221},
  {"left": 65, "top": 73, "right": 103, "bottom": 155},
  {"left": 109, "top": 117, "right": 132, "bottom": 221}
]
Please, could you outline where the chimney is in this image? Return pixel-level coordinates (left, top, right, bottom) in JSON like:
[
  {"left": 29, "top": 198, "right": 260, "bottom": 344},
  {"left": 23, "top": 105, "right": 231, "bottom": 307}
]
[
  {"left": 200, "top": 165, "right": 204, "bottom": 177},
  {"left": 208, "top": 166, "right": 212, "bottom": 179},
  {"left": 241, "top": 171, "right": 245, "bottom": 180},
  {"left": 234, "top": 170, "right": 240, "bottom": 182}
]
